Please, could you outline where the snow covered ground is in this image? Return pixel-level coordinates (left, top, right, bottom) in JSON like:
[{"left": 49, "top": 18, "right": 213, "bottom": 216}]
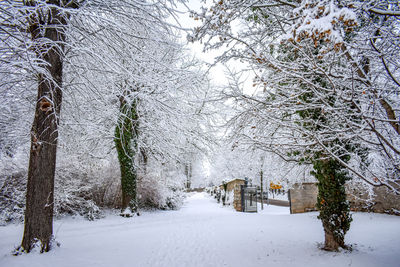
[{"left": 1, "top": 192, "right": 399, "bottom": 267}]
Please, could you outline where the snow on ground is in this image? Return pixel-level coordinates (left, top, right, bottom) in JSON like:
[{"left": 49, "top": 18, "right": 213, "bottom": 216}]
[{"left": 0, "top": 192, "right": 399, "bottom": 267}]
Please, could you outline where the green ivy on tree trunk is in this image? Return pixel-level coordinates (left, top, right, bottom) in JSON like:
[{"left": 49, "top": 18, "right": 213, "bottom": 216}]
[
  {"left": 114, "top": 94, "right": 139, "bottom": 217},
  {"left": 313, "top": 157, "right": 352, "bottom": 251}
]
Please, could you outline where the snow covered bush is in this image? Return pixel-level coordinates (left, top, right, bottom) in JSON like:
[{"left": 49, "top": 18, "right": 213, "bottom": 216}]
[
  {"left": 0, "top": 148, "right": 29, "bottom": 225},
  {"left": 0, "top": 171, "right": 106, "bottom": 224},
  {"left": 137, "top": 166, "right": 186, "bottom": 210},
  {"left": 0, "top": 149, "right": 189, "bottom": 225},
  {"left": 0, "top": 172, "right": 26, "bottom": 225},
  {"left": 137, "top": 182, "right": 185, "bottom": 210},
  {"left": 0, "top": 149, "right": 121, "bottom": 224},
  {"left": 54, "top": 172, "right": 103, "bottom": 221}
]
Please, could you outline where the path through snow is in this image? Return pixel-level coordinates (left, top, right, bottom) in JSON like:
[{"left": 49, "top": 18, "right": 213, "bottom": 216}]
[{"left": 0, "top": 192, "right": 399, "bottom": 267}]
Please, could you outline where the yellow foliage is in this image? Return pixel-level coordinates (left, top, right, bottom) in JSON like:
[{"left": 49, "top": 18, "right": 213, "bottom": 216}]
[{"left": 269, "top": 182, "right": 282, "bottom": 190}]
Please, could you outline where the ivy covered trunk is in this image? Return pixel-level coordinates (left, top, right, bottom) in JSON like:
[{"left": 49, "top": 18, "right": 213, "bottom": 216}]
[
  {"left": 115, "top": 94, "right": 139, "bottom": 217},
  {"left": 222, "top": 181, "right": 228, "bottom": 205},
  {"left": 313, "top": 158, "right": 352, "bottom": 251},
  {"left": 21, "top": 3, "right": 68, "bottom": 253}
]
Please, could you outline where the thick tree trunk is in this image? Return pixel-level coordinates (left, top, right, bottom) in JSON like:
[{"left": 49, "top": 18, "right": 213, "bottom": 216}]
[
  {"left": 122, "top": 192, "right": 133, "bottom": 211},
  {"left": 115, "top": 95, "right": 138, "bottom": 216},
  {"left": 314, "top": 158, "right": 352, "bottom": 252},
  {"left": 21, "top": 5, "right": 66, "bottom": 253},
  {"left": 118, "top": 150, "right": 137, "bottom": 215},
  {"left": 323, "top": 224, "right": 341, "bottom": 251},
  {"left": 115, "top": 135, "right": 137, "bottom": 216}
]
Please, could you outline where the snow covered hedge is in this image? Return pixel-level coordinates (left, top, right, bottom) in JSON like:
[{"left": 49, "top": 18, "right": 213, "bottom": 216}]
[
  {"left": 0, "top": 169, "right": 107, "bottom": 224},
  {"left": 137, "top": 168, "right": 186, "bottom": 211},
  {"left": 0, "top": 150, "right": 186, "bottom": 225}
]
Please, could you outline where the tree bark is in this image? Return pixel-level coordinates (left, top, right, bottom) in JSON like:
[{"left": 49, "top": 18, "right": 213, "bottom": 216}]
[
  {"left": 122, "top": 192, "right": 133, "bottom": 212},
  {"left": 323, "top": 224, "right": 341, "bottom": 251},
  {"left": 185, "top": 163, "right": 192, "bottom": 189},
  {"left": 21, "top": 4, "right": 66, "bottom": 253},
  {"left": 315, "top": 158, "right": 352, "bottom": 252},
  {"left": 115, "top": 94, "right": 138, "bottom": 216}
]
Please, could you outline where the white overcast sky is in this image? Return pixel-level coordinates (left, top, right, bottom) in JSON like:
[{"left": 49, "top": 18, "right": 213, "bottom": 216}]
[
  {"left": 173, "top": 0, "right": 257, "bottom": 95},
  {"left": 174, "top": 0, "right": 230, "bottom": 86}
]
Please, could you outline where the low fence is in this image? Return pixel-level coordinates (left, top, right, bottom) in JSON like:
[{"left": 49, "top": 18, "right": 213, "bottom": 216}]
[{"left": 186, "top": 187, "right": 205, "bottom": 193}]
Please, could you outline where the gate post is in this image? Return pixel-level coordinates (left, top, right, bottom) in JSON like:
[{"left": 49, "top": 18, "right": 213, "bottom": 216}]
[{"left": 241, "top": 185, "right": 245, "bottom": 212}]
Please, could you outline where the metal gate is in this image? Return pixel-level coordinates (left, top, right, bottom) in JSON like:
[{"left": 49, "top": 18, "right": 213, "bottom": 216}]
[{"left": 241, "top": 186, "right": 257, "bottom": 212}]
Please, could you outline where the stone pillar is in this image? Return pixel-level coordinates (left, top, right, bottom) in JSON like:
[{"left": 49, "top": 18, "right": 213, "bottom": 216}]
[{"left": 233, "top": 185, "right": 242, "bottom": 212}]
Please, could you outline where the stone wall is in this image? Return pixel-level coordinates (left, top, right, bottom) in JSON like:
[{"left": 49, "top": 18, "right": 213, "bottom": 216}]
[
  {"left": 220, "top": 179, "right": 245, "bottom": 192},
  {"left": 289, "top": 182, "right": 400, "bottom": 215},
  {"left": 219, "top": 179, "right": 245, "bottom": 212},
  {"left": 288, "top": 183, "right": 318, "bottom": 214},
  {"left": 347, "top": 184, "right": 400, "bottom": 215}
]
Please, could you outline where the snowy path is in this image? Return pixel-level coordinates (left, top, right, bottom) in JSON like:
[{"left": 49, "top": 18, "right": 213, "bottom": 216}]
[{"left": 1, "top": 192, "right": 399, "bottom": 267}]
